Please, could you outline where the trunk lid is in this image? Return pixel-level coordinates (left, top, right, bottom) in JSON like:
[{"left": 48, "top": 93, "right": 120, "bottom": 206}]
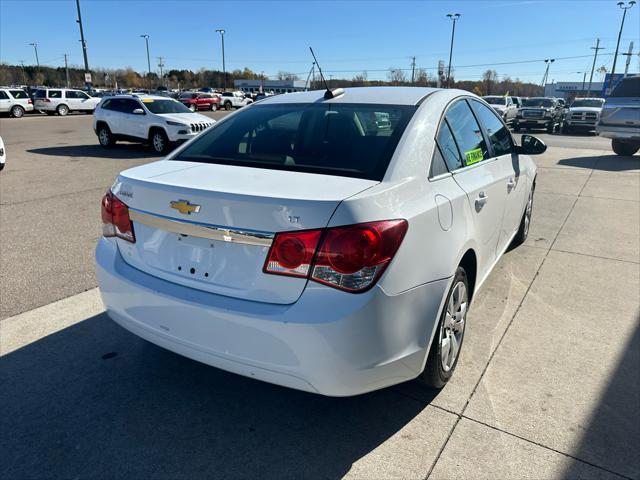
[{"left": 112, "top": 160, "right": 377, "bottom": 304}]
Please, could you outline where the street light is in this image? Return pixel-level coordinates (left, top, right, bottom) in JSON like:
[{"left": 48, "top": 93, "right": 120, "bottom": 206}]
[
  {"left": 215, "top": 28, "right": 226, "bottom": 91},
  {"left": 140, "top": 34, "right": 151, "bottom": 87},
  {"left": 541, "top": 58, "right": 555, "bottom": 87},
  {"left": 446, "top": 13, "right": 461, "bottom": 88},
  {"left": 608, "top": 0, "right": 636, "bottom": 93},
  {"left": 29, "top": 43, "right": 39, "bottom": 73}
]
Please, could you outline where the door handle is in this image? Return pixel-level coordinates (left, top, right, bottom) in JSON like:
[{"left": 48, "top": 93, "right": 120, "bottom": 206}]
[
  {"left": 475, "top": 192, "right": 488, "bottom": 210},
  {"left": 507, "top": 178, "right": 516, "bottom": 192}
]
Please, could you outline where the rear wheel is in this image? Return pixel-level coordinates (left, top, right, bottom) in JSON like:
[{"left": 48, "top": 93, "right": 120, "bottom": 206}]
[
  {"left": 189, "top": 104, "right": 197, "bottom": 112},
  {"left": 210, "top": 103, "right": 217, "bottom": 111},
  {"left": 10, "top": 105, "right": 25, "bottom": 118},
  {"left": 224, "top": 101, "right": 232, "bottom": 111},
  {"left": 513, "top": 186, "right": 534, "bottom": 246},
  {"left": 97, "top": 124, "right": 115, "bottom": 148},
  {"left": 546, "top": 121, "right": 555, "bottom": 134},
  {"left": 420, "top": 268, "right": 469, "bottom": 389},
  {"left": 57, "top": 104, "right": 69, "bottom": 116},
  {"left": 612, "top": 139, "right": 640, "bottom": 156},
  {"left": 150, "top": 128, "right": 170, "bottom": 154}
]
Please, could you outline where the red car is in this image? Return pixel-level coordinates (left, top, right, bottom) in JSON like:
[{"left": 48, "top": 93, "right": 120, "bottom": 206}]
[{"left": 178, "top": 93, "right": 220, "bottom": 112}]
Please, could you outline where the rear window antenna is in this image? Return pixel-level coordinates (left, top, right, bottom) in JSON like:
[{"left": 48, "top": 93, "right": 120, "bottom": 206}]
[{"left": 309, "top": 47, "right": 343, "bottom": 99}]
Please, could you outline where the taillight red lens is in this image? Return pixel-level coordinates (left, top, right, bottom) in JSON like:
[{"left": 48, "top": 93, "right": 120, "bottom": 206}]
[
  {"left": 264, "top": 230, "right": 322, "bottom": 277},
  {"left": 100, "top": 191, "right": 135, "bottom": 243},
  {"left": 263, "top": 220, "right": 407, "bottom": 293}
]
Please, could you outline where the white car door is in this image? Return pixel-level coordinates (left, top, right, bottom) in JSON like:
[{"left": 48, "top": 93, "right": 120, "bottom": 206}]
[
  {"left": 119, "top": 99, "right": 147, "bottom": 139},
  {"left": 439, "top": 99, "right": 510, "bottom": 278},
  {"left": 75, "top": 91, "right": 94, "bottom": 110},
  {"left": 471, "top": 99, "right": 527, "bottom": 253},
  {"left": 0, "top": 91, "right": 11, "bottom": 112}
]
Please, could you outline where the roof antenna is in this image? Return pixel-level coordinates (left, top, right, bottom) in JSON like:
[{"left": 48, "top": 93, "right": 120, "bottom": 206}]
[{"left": 309, "top": 47, "right": 343, "bottom": 99}]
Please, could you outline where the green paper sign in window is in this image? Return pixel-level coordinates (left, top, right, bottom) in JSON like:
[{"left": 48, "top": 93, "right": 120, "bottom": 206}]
[{"left": 465, "top": 148, "right": 484, "bottom": 165}]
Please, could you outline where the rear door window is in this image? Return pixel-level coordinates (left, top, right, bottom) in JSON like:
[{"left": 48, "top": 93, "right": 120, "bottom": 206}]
[
  {"left": 9, "top": 90, "right": 29, "bottom": 99},
  {"left": 49, "top": 90, "right": 62, "bottom": 98},
  {"left": 470, "top": 100, "right": 514, "bottom": 157},
  {"left": 445, "top": 100, "right": 489, "bottom": 166},
  {"left": 611, "top": 77, "right": 640, "bottom": 98},
  {"left": 436, "top": 121, "right": 463, "bottom": 171}
]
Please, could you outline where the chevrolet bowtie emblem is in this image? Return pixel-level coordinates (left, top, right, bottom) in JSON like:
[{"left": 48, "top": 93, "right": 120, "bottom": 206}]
[{"left": 170, "top": 200, "right": 201, "bottom": 215}]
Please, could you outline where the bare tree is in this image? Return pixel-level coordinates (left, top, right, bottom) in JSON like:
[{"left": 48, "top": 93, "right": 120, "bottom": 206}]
[
  {"left": 277, "top": 71, "right": 299, "bottom": 81},
  {"left": 482, "top": 69, "right": 499, "bottom": 95},
  {"left": 387, "top": 68, "right": 407, "bottom": 85},
  {"left": 352, "top": 71, "right": 368, "bottom": 86}
]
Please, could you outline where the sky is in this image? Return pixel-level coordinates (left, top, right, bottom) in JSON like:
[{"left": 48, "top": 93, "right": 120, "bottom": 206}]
[{"left": 1, "top": 0, "right": 639, "bottom": 84}]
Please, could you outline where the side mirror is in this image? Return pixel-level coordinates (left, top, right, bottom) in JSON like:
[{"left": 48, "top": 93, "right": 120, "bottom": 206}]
[
  {"left": 516, "top": 134, "right": 547, "bottom": 155},
  {"left": 132, "top": 108, "right": 145, "bottom": 115}
]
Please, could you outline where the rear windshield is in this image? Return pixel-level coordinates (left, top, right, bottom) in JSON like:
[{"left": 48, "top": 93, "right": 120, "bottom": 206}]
[
  {"left": 611, "top": 77, "right": 640, "bottom": 98},
  {"left": 570, "top": 99, "right": 604, "bottom": 108},
  {"left": 142, "top": 99, "right": 191, "bottom": 114},
  {"left": 173, "top": 103, "right": 416, "bottom": 180},
  {"left": 523, "top": 98, "right": 554, "bottom": 107},
  {"left": 9, "top": 90, "right": 29, "bottom": 99},
  {"left": 484, "top": 97, "right": 505, "bottom": 105}
]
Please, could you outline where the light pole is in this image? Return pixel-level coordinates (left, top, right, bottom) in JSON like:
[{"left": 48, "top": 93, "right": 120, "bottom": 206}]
[
  {"left": 215, "top": 28, "right": 226, "bottom": 91},
  {"left": 446, "top": 13, "right": 460, "bottom": 88},
  {"left": 541, "top": 58, "right": 555, "bottom": 87},
  {"left": 609, "top": 0, "right": 636, "bottom": 93},
  {"left": 29, "top": 43, "right": 40, "bottom": 73},
  {"left": 75, "top": 0, "right": 90, "bottom": 88},
  {"left": 140, "top": 34, "right": 151, "bottom": 88}
]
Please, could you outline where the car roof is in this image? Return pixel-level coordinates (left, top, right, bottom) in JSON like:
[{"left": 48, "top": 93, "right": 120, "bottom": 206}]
[
  {"left": 259, "top": 86, "right": 439, "bottom": 106},
  {"left": 108, "top": 94, "right": 174, "bottom": 101}
]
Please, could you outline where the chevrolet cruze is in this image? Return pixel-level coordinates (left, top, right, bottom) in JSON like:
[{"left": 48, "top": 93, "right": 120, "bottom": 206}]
[{"left": 96, "top": 87, "right": 544, "bottom": 396}]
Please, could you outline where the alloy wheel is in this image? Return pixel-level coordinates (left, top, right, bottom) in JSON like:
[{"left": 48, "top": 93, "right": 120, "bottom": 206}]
[
  {"left": 524, "top": 192, "right": 533, "bottom": 237},
  {"left": 440, "top": 281, "right": 467, "bottom": 372},
  {"left": 153, "top": 133, "right": 164, "bottom": 152}
]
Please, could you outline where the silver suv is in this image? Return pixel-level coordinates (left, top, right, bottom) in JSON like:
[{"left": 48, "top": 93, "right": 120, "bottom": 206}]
[
  {"left": 596, "top": 76, "right": 640, "bottom": 156},
  {"left": 0, "top": 88, "right": 34, "bottom": 118},
  {"left": 33, "top": 88, "right": 100, "bottom": 116}
]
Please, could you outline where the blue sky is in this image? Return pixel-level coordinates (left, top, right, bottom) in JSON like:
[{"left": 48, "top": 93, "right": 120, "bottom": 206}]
[{"left": 1, "top": 0, "right": 638, "bottom": 83}]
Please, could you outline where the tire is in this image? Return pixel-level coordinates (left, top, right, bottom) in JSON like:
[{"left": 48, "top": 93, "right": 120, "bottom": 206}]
[
  {"left": 150, "top": 128, "right": 170, "bottom": 154},
  {"left": 419, "top": 267, "right": 469, "bottom": 389},
  {"left": 224, "top": 101, "right": 232, "bottom": 111},
  {"left": 611, "top": 139, "right": 640, "bottom": 156},
  {"left": 562, "top": 124, "right": 571, "bottom": 134},
  {"left": 10, "top": 105, "right": 25, "bottom": 118},
  {"left": 210, "top": 103, "right": 217, "bottom": 111},
  {"left": 57, "top": 104, "right": 69, "bottom": 116},
  {"left": 189, "top": 104, "right": 197, "bottom": 112},
  {"left": 546, "top": 122, "right": 555, "bottom": 134},
  {"left": 97, "top": 124, "right": 115, "bottom": 148},
  {"left": 513, "top": 185, "right": 534, "bottom": 246},
  {"left": 0, "top": 163, "right": 4, "bottom": 171}
]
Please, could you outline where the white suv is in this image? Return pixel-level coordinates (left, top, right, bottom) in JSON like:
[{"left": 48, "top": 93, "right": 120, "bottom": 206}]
[
  {"left": 219, "top": 91, "right": 253, "bottom": 110},
  {"left": 0, "top": 88, "right": 34, "bottom": 118},
  {"left": 93, "top": 94, "right": 215, "bottom": 154},
  {"left": 33, "top": 88, "right": 100, "bottom": 116}
]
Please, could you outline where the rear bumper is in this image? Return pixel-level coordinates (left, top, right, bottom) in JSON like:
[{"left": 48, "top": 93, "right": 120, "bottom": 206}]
[
  {"left": 596, "top": 124, "right": 640, "bottom": 141},
  {"left": 96, "top": 238, "right": 449, "bottom": 396}
]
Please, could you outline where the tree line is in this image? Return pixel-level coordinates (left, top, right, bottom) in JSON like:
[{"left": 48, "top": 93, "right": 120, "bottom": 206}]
[{"left": 0, "top": 62, "right": 542, "bottom": 96}]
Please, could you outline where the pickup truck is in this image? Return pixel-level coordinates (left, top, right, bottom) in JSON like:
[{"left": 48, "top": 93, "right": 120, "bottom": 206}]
[
  {"left": 561, "top": 98, "right": 604, "bottom": 134},
  {"left": 218, "top": 91, "right": 253, "bottom": 110},
  {"left": 596, "top": 76, "right": 640, "bottom": 156},
  {"left": 482, "top": 95, "right": 518, "bottom": 125}
]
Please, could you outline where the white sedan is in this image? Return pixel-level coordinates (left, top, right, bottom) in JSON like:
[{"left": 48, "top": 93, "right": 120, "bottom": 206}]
[{"left": 96, "top": 87, "right": 543, "bottom": 396}]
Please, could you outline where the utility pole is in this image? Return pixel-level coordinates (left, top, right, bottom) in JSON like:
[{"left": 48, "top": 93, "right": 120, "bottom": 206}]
[
  {"left": 215, "top": 28, "right": 226, "bottom": 91},
  {"left": 581, "top": 71, "right": 587, "bottom": 94},
  {"left": 609, "top": 1, "right": 635, "bottom": 93},
  {"left": 541, "top": 58, "right": 555, "bottom": 87},
  {"left": 157, "top": 56, "right": 165, "bottom": 88},
  {"left": 446, "top": 13, "right": 461, "bottom": 88},
  {"left": 588, "top": 38, "right": 604, "bottom": 96},
  {"left": 140, "top": 34, "right": 151, "bottom": 87},
  {"left": 64, "top": 54, "right": 70, "bottom": 88},
  {"left": 29, "top": 43, "right": 40, "bottom": 73},
  {"left": 411, "top": 56, "right": 416, "bottom": 84},
  {"left": 622, "top": 41, "right": 635, "bottom": 77},
  {"left": 75, "top": 0, "right": 90, "bottom": 89}
]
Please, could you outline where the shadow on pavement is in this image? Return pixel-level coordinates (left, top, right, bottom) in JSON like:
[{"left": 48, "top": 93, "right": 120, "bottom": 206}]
[
  {"left": 27, "top": 144, "right": 160, "bottom": 160},
  {"left": 562, "top": 321, "right": 640, "bottom": 480},
  {"left": 558, "top": 154, "right": 640, "bottom": 172},
  {"left": 0, "top": 313, "right": 436, "bottom": 479}
]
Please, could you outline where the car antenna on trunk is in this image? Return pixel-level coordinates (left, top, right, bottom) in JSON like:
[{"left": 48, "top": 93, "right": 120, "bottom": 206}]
[{"left": 309, "top": 47, "right": 344, "bottom": 99}]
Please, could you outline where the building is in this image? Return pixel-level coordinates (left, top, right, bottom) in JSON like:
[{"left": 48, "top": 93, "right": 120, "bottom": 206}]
[
  {"left": 544, "top": 81, "right": 604, "bottom": 99},
  {"left": 234, "top": 79, "right": 307, "bottom": 94}
]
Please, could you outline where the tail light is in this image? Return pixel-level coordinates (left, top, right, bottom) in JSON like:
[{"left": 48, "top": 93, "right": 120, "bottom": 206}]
[
  {"left": 264, "top": 220, "right": 407, "bottom": 293},
  {"left": 28, "top": 99, "right": 33, "bottom": 104},
  {"left": 101, "top": 190, "right": 135, "bottom": 243}
]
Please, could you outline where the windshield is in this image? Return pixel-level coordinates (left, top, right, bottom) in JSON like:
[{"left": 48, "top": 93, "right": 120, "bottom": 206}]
[
  {"left": 179, "top": 93, "right": 198, "bottom": 99},
  {"left": 173, "top": 103, "right": 417, "bottom": 181},
  {"left": 570, "top": 99, "right": 604, "bottom": 108},
  {"left": 484, "top": 97, "right": 506, "bottom": 105},
  {"left": 523, "top": 98, "right": 554, "bottom": 107},
  {"left": 143, "top": 99, "right": 192, "bottom": 114}
]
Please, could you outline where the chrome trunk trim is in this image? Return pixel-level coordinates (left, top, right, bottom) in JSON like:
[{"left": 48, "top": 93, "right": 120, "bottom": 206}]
[{"left": 129, "top": 210, "right": 274, "bottom": 247}]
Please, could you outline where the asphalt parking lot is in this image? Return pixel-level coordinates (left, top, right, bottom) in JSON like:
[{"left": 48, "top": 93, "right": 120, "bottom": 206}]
[{"left": 1, "top": 112, "right": 638, "bottom": 479}]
